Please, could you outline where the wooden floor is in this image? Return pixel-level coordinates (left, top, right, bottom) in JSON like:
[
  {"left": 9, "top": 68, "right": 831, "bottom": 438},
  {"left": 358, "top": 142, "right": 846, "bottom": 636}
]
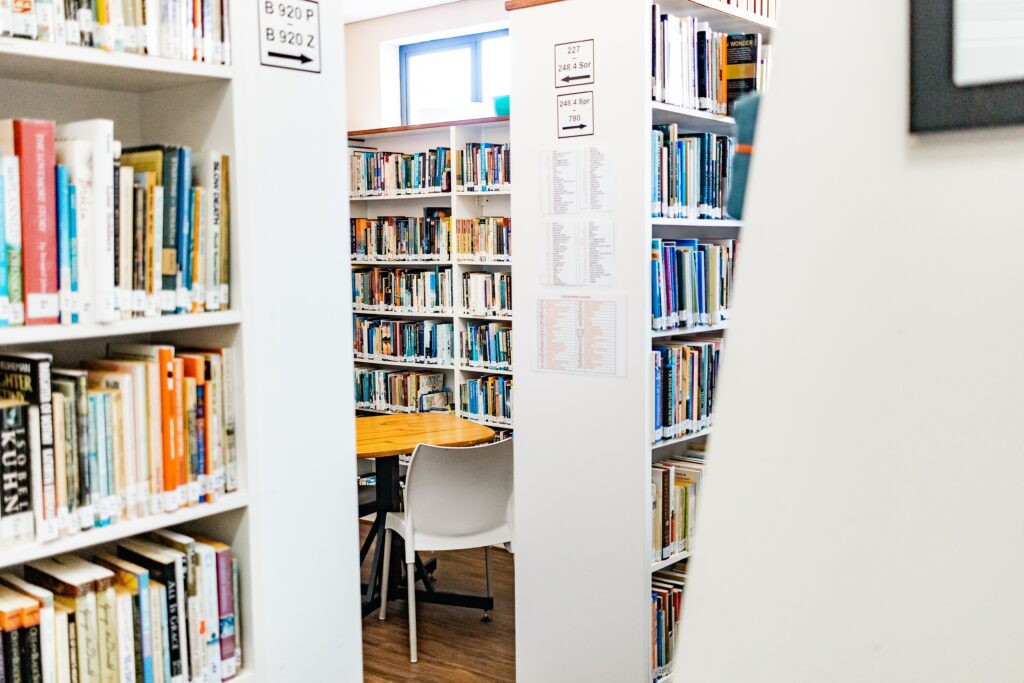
[{"left": 360, "top": 521, "right": 516, "bottom": 682}]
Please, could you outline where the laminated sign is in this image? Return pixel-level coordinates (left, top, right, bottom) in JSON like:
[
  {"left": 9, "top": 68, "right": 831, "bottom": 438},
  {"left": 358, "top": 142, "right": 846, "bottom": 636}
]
[{"left": 259, "top": 0, "right": 321, "bottom": 73}]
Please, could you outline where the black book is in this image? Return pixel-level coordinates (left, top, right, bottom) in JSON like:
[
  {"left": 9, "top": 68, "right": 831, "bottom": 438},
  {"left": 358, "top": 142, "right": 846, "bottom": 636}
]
[
  {"left": 0, "top": 353, "right": 54, "bottom": 539},
  {"left": 20, "top": 622, "right": 41, "bottom": 683},
  {"left": 133, "top": 182, "right": 147, "bottom": 316},
  {"left": 0, "top": 400, "right": 30, "bottom": 542},
  {"left": 725, "top": 33, "right": 761, "bottom": 115}
]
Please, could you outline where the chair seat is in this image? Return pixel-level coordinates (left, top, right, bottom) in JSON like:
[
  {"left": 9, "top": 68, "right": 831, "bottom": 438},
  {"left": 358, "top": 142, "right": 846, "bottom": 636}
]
[{"left": 384, "top": 511, "right": 513, "bottom": 554}]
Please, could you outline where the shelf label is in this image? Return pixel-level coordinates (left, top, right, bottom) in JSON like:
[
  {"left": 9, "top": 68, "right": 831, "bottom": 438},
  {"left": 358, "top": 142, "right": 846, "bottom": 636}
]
[
  {"left": 557, "top": 91, "right": 594, "bottom": 139},
  {"left": 555, "top": 39, "right": 594, "bottom": 88},
  {"left": 258, "top": 0, "right": 322, "bottom": 73}
]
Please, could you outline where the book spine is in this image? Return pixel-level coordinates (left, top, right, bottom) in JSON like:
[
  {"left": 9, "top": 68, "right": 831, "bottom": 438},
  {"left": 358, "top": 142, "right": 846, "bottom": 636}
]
[
  {"left": 161, "top": 149, "right": 178, "bottom": 313},
  {"left": 13, "top": 121, "right": 59, "bottom": 325},
  {"left": 0, "top": 402, "right": 31, "bottom": 544},
  {"left": 20, "top": 622, "right": 42, "bottom": 683},
  {"left": 56, "top": 165, "right": 72, "bottom": 325},
  {"left": 0, "top": 157, "right": 23, "bottom": 326},
  {"left": 68, "top": 184, "right": 79, "bottom": 324},
  {"left": 3, "top": 628, "right": 21, "bottom": 683},
  {"left": 0, "top": 174, "right": 7, "bottom": 328},
  {"left": 213, "top": 549, "right": 234, "bottom": 679},
  {"left": 175, "top": 148, "right": 191, "bottom": 314}
]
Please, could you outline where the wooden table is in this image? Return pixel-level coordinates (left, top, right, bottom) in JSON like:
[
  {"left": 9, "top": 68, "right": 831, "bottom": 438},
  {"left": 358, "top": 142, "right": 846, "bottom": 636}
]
[{"left": 356, "top": 413, "right": 495, "bottom": 617}]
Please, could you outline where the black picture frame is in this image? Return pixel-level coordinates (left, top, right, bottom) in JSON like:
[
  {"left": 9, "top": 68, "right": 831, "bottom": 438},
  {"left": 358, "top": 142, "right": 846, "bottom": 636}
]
[{"left": 910, "top": 0, "right": 1024, "bottom": 132}]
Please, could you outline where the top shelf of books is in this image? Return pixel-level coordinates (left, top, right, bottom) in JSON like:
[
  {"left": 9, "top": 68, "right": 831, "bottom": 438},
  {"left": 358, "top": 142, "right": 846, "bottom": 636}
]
[
  {"left": 0, "top": 37, "right": 233, "bottom": 92},
  {"left": 658, "top": 0, "right": 777, "bottom": 35}
]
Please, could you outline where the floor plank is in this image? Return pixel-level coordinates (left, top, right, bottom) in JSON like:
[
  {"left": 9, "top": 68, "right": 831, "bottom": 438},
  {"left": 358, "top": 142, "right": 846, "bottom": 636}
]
[{"left": 360, "top": 521, "right": 516, "bottom": 682}]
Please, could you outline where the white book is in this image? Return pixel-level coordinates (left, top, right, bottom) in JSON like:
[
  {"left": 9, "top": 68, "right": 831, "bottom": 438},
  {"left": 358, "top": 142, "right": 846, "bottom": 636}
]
[
  {"left": 108, "top": 0, "right": 125, "bottom": 50},
  {"left": 0, "top": 156, "right": 21, "bottom": 325},
  {"left": 195, "top": 543, "right": 222, "bottom": 682},
  {"left": 220, "top": 0, "right": 229, "bottom": 64},
  {"left": 55, "top": 605, "right": 71, "bottom": 683},
  {"left": 29, "top": 404, "right": 60, "bottom": 543},
  {"left": 148, "top": 186, "right": 164, "bottom": 317},
  {"left": 0, "top": 0, "right": 11, "bottom": 36},
  {"left": 181, "top": 0, "right": 192, "bottom": 60},
  {"left": 201, "top": 0, "right": 212, "bottom": 63},
  {"left": 12, "top": 0, "right": 37, "bottom": 37},
  {"left": 57, "top": 120, "right": 117, "bottom": 324},
  {"left": 0, "top": 573, "right": 57, "bottom": 683},
  {"left": 192, "top": 151, "right": 222, "bottom": 311},
  {"left": 115, "top": 590, "right": 136, "bottom": 683},
  {"left": 150, "top": 581, "right": 165, "bottom": 683},
  {"left": 118, "top": 163, "right": 134, "bottom": 318}
]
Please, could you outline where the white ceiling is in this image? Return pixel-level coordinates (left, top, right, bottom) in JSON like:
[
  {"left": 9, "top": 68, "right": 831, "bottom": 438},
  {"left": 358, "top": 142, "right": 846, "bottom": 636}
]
[{"left": 343, "top": 0, "right": 464, "bottom": 24}]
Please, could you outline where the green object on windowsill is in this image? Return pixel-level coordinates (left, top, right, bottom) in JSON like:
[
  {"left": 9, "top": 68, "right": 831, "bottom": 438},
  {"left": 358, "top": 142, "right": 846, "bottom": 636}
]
[{"left": 493, "top": 95, "right": 510, "bottom": 117}]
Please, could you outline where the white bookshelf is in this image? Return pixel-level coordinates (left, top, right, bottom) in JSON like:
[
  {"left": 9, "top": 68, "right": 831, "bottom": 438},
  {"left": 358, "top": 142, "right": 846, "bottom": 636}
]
[
  {"left": 0, "top": 2, "right": 363, "bottom": 680},
  {"left": 511, "top": 1, "right": 773, "bottom": 680},
  {"left": 349, "top": 117, "right": 514, "bottom": 431}
]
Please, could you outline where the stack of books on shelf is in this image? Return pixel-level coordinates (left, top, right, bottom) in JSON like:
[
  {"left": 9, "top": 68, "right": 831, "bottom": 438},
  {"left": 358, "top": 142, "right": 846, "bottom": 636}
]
[
  {"left": 651, "top": 125, "right": 734, "bottom": 220},
  {"left": 651, "top": 238, "right": 735, "bottom": 331},
  {"left": 0, "top": 529, "right": 242, "bottom": 683},
  {"left": 651, "top": 456, "right": 704, "bottom": 562},
  {"left": 353, "top": 367, "right": 451, "bottom": 413},
  {"left": 352, "top": 316, "right": 454, "bottom": 366},
  {"left": 454, "top": 142, "right": 510, "bottom": 192},
  {"left": 651, "top": 8, "right": 771, "bottom": 114},
  {"left": 351, "top": 266, "right": 453, "bottom": 315},
  {"left": 460, "top": 271, "right": 512, "bottom": 317},
  {"left": 348, "top": 147, "right": 451, "bottom": 198},
  {"left": 461, "top": 320, "right": 511, "bottom": 371},
  {"left": 651, "top": 339, "right": 721, "bottom": 443},
  {"left": 651, "top": 563, "right": 687, "bottom": 681},
  {"left": 0, "top": 345, "right": 236, "bottom": 546},
  {"left": 1, "top": 118, "right": 231, "bottom": 327},
  {"left": 350, "top": 214, "right": 451, "bottom": 263},
  {"left": 454, "top": 216, "right": 510, "bottom": 262},
  {"left": 460, "top": 375, "right": 512, "bottom": 425},
  {"left": 0, "top": 0, "right": 232, "bottom": 64}
]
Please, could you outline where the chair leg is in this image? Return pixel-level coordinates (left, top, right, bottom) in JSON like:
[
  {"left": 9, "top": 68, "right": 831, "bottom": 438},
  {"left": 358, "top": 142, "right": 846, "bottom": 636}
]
[
  {"left": 482, "top": 546, "right": 492, "bottom": 623},
  {"left": 407, "top": 561, "right": 418, "bottom": 662},
  {"left": 379, "top": 529, "right": 392, "bottom": 620}
]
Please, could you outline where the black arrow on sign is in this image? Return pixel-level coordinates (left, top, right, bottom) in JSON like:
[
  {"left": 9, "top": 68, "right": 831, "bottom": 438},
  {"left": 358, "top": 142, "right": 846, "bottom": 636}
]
[
  {"left": 561, "top": 74, "right": 591, "bottom": 82},
  {"left": 269, "top": 51, "right": 313, "bottom": 64},
  {"left": 561, "top": 124, "right": 587, "bottom": 130}
]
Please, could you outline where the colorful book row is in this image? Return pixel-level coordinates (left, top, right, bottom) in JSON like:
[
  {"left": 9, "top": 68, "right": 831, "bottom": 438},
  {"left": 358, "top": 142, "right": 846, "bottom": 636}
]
[
  {"left": 454, "top": 217, "right": 511, "bottom": 262},
  {"left": 0, "top": 0, "right": 232, "bottom": 64},
  {"left": 651, "top": 126, "right": 734, "bottom": 220},
  {"left": 651, "top": 340, "right": 720, "bottom": 444},
  {"left": 454, "top": 143, "right": 511, "bottom": 192},
  {"left": 651, "top": 238, "right": 735, "bottom": 331},
  {"left": 0, "top": 530, "right": 241, "bottom": 683},
  {"left": 1, "top": 119, "right": 231, "bottom": 327},
  {"left": 651, "top": 9, "right": 770, "bottom": 114},
  {"left": 352, "top": 316, "right": 454, "bottom": 366},
  {"left": 350, "top": 214, "right": 450, "bottom": 263},
  {"left": 460, "top": 375, "right": 512, "bottom": 425},
  {"left": 460, "top": 320, "right": 511, "bottom": 371},
  {"left": 651, "top": 456, "right": 704, "bottom": 563},
  {"left": 351, "top": 266, "right": 452, "bottom": 315},
  {"left": 651, "top": 564, "right": 686, "bottom": 680},
  {"left": 348, "top": 147, "right": 451, "bottom": 198},
  {"left": 461, "top": 271, "right": 512, "bottom": 317},
  {"left": 353, "top": 367, "right": 451, "bottom": 414},
  {"left": 0, "top": 346, "right": 236, "bottom": 547}
]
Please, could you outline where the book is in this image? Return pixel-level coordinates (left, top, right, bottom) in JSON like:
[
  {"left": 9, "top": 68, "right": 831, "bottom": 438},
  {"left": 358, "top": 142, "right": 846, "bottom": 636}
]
[
  {"left": 190, "top": 536, "right": 234, "bottom": 680},
  {"left": 92, "top": 553, "right": 153, "bottom": 683},
  {"left": 460, "top": 271, "right": 512, "bottom": 317},
  {"left": 454, "top": 142, "right": 511, "bottom": 192},
  {"left": 0, "top": 153, "right": 23, "bottom": 326},
  {"left": 651, "top": 340, "right": 721, "bottom": 443},
  {"left": 349, "top": 146, "right": 451, "bottom": 197},
  {"left": 0, "top": 573, "right": 55, "bottom": 683},
  {"left": 0, "top": 397, "right": 31, "bottom": 547},
  {"left": 350, "top": 215, "right": 451, "bottom": 263},
  {"left": 453, "top": 217, "right": 511, "bottom": 262},
  {"left": 353, "top": 367, "right": 449, "bottom": 413},
  {"left": 650, "top": 238, "right": 736, "bottom": 331},
  {"left": 5, "top": 120, "right": 59, "bottom": 324},
  {"left": 459, "top": 375, "right": 513, "bottom": 425},
  {"left": 724, "top": 33, "right": 762, "bottom": 115},
  {"left": 460, "top": 321, "right": 512, "bottom": 371},
  {"left": 25, "top": 556, "right": 101, "bottom": 683},
  {"left": 0, "top": 352, "right": 56, "bottom": 542}
]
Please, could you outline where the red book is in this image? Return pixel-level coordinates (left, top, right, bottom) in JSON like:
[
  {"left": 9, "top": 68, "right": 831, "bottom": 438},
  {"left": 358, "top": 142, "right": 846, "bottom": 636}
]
[{"left": 13, "top": 120, "right": 59, "bottom": 325}]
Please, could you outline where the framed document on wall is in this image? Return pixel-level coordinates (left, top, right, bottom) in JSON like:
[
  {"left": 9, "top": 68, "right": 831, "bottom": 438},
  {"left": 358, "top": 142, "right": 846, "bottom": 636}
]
[{"left": 911, "top": 0, "right": 1024, "bottom": 132}]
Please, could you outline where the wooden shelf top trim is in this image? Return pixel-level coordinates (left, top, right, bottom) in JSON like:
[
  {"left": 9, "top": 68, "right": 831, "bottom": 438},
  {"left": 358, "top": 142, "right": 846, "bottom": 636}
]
[
  {"left": 505, "top": 0, "right": 564, "bottom": 10},
  {"left": 349, "top": 116, "right": 510, "bottom": 139}
]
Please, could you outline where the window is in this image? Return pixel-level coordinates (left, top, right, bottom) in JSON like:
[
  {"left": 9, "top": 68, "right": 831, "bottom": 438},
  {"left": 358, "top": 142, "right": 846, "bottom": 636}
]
[{"left": 400, "top": 29, "right": 510, "bottom": 125}]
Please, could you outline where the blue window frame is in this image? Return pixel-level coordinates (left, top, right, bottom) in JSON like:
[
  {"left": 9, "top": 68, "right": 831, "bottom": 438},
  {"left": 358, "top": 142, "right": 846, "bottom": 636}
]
[{"left": 400, "top": 28, "right": 509, "bottom": 125}]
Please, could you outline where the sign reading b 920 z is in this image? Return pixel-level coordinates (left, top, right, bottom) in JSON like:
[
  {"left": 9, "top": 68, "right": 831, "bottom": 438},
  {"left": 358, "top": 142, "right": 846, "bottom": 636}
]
[{"left": 259, "top": 0, "right": 322, "bottom": 73}]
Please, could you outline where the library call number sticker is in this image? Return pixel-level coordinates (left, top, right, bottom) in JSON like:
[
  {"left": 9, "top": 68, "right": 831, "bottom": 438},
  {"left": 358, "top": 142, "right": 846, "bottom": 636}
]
[
  {"left": 259, "top": 0, "right": 321, "bottom": 73},
  {"left": 554, "top": 39, "right": 594, "bottom": 88},
  {"left": 557, "top": 91, "right": 594, "bottom": 139}
]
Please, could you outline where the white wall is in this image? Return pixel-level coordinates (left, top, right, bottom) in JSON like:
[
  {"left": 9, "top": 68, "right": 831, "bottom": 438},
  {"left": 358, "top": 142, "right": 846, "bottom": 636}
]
[
  {"left": 677, "top": 1, "right": 1024, "bottom": 681},
  {"left": 344, "top": 0, "right": 507, "bottom": 130},
  {"left": 233, "top": 1, "right": 364, "bottom": 680}
]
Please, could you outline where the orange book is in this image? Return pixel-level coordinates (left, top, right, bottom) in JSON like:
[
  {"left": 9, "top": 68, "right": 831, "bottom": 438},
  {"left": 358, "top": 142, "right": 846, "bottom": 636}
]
[
  {"left": 172, "top": 357, "right": 188, "bottom": 505},
  {"left": 179, "top": 354, "right": 208, "bottom": 502},
  {"left": 107, "top": 343, "right": 179, "bottom": 510}
]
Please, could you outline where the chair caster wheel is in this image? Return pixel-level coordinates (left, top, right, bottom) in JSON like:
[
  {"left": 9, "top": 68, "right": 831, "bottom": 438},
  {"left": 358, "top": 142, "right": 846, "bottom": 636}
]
[{"left": 481, "top": 612, "right": 492, "bottom": 623}]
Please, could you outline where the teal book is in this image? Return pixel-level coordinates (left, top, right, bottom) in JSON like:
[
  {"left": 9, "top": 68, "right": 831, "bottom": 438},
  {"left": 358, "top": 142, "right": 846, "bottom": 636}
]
[
  {"left": 56, "top": 165, "right": 72, "bottom": 325},
  {"left": 0, "top": 174, "right": 7, "bottom": 328},
  {"left": 69, "top": 185, "right": 79, "bottom": 324}
]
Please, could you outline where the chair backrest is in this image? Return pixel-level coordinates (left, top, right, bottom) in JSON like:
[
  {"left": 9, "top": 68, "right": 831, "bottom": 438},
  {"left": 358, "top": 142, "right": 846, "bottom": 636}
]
[{"left": 404, "top": 439, "right": 513, "bottom": 540}]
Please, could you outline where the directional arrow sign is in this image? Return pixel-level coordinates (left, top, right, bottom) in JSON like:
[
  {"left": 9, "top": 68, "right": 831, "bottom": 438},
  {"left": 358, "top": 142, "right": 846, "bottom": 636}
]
[
  {"left": 557, "top": 91, "right": 594, "bottom": 139},
  {"left": 259, "top": 0, "right": 322, "bottom": 74},
  {"left": 555, "top": 39, "right": 595, "bottom": 88}
]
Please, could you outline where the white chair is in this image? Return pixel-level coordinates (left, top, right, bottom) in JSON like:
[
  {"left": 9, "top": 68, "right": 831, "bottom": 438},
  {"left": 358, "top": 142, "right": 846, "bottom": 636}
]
[{"left": 378, "top": 438, "right": 514, "bottom": 662}]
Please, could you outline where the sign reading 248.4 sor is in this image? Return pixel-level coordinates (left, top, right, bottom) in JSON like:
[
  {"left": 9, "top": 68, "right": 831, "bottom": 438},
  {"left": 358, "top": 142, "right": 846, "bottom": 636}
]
[{"left": 259, "top": 0, "right": 321, "bottom": 73}]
